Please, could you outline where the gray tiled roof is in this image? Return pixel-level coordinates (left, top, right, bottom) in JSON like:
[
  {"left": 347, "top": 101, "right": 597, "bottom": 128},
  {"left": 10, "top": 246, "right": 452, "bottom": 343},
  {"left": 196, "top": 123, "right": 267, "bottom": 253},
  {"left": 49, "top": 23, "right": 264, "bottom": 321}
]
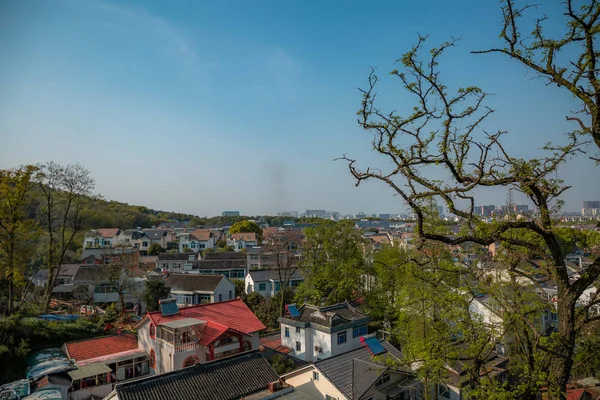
[
  {"left": 165, "top": 274, "right": 225, "bottom": 293},
  {"left": 80, "top": 248, "right": 137, "bottom": 260},
  {"left": 248, "top": 269, "right": 303, "bottom": 282},
  {"left": 143, "top": 230, "right": 168, "bottom": 240},
  {"left": 297, "top": 302, "right": 368, "bottom": 327},
  {"left": 203, "top": 252, "right": 246, "bottom": 260},
  {"left": 315, "top": 341, "right": 406, "bottom": 399},
  {"left": 192, "top": 259, "right": 246, "bottom": 270},
  {"left": 157, "top": 252, "right": 198, "bottom": 261},
  {"left": 115, "top": 352, "right": 279, "bottom": 400}
]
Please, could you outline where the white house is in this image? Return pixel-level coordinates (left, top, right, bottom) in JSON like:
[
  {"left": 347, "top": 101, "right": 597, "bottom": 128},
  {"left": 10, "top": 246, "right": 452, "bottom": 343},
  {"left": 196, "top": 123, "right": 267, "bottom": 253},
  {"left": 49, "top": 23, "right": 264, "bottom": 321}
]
[
  {"left": 136, "top": 298, "right": 265, "bottom": 375},
  {"left": 245, "top": 269, "right": 304, "bottom": 297},
  {"left": 277, "top": 302, "right": 370, "bottom": 362},
  {"left": 227, "top": 232, "right": 258, "bottom": 252},
  {"left": 157, "top": 252, "right": 199, "bottom": 271},
  {"left": 178, "top": 229, "right": 215, "bottom": 253},
  {"left": 83, "top": 228, "right": 120, "bottom": 248},
  {"left": 164, "top": 273, "right": 235, "bottom": 306},
  {"left": 281, "top": 339, "right": 420, "bottom": 400}
]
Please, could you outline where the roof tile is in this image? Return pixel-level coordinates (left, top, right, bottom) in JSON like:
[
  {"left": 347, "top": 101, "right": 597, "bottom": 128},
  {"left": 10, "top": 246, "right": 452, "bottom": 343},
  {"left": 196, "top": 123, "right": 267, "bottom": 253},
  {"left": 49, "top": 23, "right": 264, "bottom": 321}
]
[{"left": 65, "top": 334, "right": 138, "bottom": 362}]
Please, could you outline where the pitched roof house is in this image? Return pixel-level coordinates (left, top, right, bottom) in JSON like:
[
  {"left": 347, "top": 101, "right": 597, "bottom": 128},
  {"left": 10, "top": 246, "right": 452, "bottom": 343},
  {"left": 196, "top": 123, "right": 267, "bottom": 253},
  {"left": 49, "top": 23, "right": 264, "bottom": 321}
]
[
  {"left": 278, "top": 302, "right": 370, "bottom": 362},
  {"left": 136, "top": 298, "right": 266, "bottom": 375},
  {"left": 178, "top": 229, "right": 215, "bottom": 253},
  {"left": 165, "top": 273, "right": 235, "bottom": 305},
  {"left": 227, "top": 232, "right": 258, "bottom": 252},
  {"left": 245, "top": 269, "right": 304, "bottom": 297},
  {"left": 282, "top": 340, "right": 419, "bottom": 400}
]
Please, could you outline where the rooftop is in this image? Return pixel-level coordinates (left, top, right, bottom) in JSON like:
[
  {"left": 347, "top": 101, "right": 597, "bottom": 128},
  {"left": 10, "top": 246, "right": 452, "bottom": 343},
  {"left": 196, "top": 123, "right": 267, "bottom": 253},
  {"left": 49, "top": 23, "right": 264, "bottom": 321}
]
[
  {"left": 157, "top": 252, "right": 198, "bottom": 261},
  {"left": 248, "top": 269, "right": 303, "bottom": 282},
  {"left": 315, "top": 340, "right": 407, "bottom": 399},
  {"left": 165, "top": 273, "right": 226, "bottom": 293},
  {"left": 115, "top": 351, "right": 279, "bottom": 400},
  {"left": 203, "top": 251, "right": 246, "bottom": 260},
  {"left": 284, "top": 302, "right": 369, "bottom": 328},
  {"left": 230, "top": 232, "right": 257, "bottom": 242},
  {"left": 64, "top": 334, "right": 139, "bottom": 363},
  {"left": 142, "top": 299, "right": 266, "bottom": 334}
]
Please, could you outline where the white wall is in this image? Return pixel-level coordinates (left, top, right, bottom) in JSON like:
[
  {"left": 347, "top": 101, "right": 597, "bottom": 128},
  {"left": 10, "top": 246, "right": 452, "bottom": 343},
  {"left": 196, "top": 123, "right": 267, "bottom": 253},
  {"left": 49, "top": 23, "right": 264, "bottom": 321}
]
[
  {"left": 283, "top": 367, "right": 346, "bottom": 400},
  {"left": 214, "top": 278, "right": 235, "bottom": 302},
  {"left": 70, "top": 383, "right": 113, "bottom": 400}
]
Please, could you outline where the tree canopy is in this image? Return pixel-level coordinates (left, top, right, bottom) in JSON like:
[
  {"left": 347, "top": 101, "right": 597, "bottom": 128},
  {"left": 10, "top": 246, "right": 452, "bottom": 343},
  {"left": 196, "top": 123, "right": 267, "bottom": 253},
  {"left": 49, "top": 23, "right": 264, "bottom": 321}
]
[{"left": 229, "top": 220, "right": 263, "bottom": 242}]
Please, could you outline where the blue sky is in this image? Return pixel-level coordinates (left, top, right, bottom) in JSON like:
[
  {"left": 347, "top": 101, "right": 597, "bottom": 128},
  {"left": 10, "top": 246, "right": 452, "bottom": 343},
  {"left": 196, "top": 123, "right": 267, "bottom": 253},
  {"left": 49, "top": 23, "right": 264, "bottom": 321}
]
[{"left": 0, "top": 0, "right": 598, "bottom": 216}]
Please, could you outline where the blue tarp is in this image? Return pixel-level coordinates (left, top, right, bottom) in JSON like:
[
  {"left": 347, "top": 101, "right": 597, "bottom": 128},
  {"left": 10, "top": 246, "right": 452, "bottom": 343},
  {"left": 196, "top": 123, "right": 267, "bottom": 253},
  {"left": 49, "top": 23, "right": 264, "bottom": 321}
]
[
  {"left": 0, "top": 379, "right": 31, "bottom": 399},
  {"left": 37, "top": 314, "right": 78, "bottom": 321}
]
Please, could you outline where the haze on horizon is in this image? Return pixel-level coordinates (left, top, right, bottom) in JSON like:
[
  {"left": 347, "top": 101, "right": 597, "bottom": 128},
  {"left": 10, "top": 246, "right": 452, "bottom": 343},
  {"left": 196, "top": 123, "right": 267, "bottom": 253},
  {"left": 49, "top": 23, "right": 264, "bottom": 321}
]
[{"left": 1, "top": 0, "right": 598, "bottom": 216}]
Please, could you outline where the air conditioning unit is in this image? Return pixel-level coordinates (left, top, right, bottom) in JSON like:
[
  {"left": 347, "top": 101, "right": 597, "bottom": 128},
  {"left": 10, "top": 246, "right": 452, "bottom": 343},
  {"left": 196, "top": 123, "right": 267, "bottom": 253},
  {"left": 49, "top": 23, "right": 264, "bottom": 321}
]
[{"left": 314, "top": 346, "right": 323, "bottom": 353}]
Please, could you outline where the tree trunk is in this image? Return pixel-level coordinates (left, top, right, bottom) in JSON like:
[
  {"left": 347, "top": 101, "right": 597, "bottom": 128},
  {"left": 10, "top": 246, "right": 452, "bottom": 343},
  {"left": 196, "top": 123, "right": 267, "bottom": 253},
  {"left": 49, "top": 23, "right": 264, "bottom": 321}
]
[
  {"left": 7, "top": 273, "right": 13, "bottom": 315},
  {"left": 549, "top": 289, "right": 577, "bottom": 400}
]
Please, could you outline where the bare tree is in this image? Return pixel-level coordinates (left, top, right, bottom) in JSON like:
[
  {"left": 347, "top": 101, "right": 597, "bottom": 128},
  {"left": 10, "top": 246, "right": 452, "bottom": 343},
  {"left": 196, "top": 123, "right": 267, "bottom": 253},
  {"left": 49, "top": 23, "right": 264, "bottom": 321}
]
[
  {"left": 37, "top": 162, "right": 95, "bottom": 312},
  {"left": 340, "top": 27, "right": 599, "bottom": 398},
  {"left": 261, "top": 228, "right": 303, "bottom": 317}
]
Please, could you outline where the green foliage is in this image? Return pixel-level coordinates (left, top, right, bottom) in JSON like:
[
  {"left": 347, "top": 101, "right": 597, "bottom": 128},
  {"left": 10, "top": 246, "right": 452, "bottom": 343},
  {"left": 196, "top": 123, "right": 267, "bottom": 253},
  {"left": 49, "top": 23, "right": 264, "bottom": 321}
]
[
  {"left": 269, "top": 354, "right": 296, "bottom": 374},
  {"left": 143, "top": 278, "right": 170, "bottom": 312},
  {"left": 0, "top": 315, "right": 104, "bottom": 384},
  {"left": 297, "top": 220, "right": 366, "bottom": 304},
  {"left": 147, "top": 243, "right": 166, "bottom": 255},
  {"left": 231, "top": 279, "right": 247, "bottom": 302},
  {"left": 216, "top": 239, "right": 227, "bottom": 248},
  {"left": 229, "top": 220, "right": 263, "bottom": 242}
]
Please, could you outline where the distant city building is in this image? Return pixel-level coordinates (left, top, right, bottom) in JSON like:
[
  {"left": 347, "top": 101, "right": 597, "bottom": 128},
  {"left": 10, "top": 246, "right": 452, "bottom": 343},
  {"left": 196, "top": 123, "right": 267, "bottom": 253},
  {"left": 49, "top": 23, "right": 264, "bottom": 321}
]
[
  {"left": 305, "top": 209, "right": 328, "bottom": 218},
  {"left": 222, "top": 211, "right": 240, "bottom": 217},
  {"left": 514, "top": 204, "right": 529, "bottom": 214},
  {"left": 278, "top": 211, "right": 298, "bottom": 218},
  {"left": 354, "top": 212, "right": 366, "bottom": 219},
  {"left": 583, "top": 201, "right": 600, "bottom": 209},
  {"left": 379, "top": 213, "right": 391, "bottom": 220},
  {"left": 475, "top": 205, "right": 495, "bottom": 217}
]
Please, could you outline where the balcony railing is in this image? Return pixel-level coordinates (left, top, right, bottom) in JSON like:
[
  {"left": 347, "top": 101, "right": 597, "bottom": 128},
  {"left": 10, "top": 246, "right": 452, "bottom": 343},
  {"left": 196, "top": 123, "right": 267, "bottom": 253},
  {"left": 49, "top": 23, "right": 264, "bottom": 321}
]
[{"left": 159, "top": 339, "right": 200, "bottom": 354}]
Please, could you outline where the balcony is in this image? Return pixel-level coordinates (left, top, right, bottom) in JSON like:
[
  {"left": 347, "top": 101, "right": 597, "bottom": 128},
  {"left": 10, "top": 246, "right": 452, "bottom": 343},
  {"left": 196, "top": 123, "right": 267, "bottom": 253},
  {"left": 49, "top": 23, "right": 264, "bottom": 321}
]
[{"left": 157, "top": 318, "right": 206, "bottom": 354}]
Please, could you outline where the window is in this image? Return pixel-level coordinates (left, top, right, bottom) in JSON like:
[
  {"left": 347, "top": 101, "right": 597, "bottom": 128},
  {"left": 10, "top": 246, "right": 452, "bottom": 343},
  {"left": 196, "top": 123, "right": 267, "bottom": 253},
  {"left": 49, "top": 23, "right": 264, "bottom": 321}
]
[
  {"left": 190, "top": 242, "right": 196, "bottom": 249},
  {"left": 183, "top": 356, "right": 199, "bottom": 368},
  {"left": 296, "top": 341, "right": 301, "bottom": 351},
  {"left": 258, "top": 283, "right": 267, "bottom": 291},
  {"left": 285, "top": 327, "right": 290, "bottom": 338},
  {"left": 142, "top": 241, "right": 148, "bottom": 247},
  {"left": 296, "top": 327, "right": 301, "bottom": 334},
  {"left": 551, "top": 312, "right": 558, "bottom": 321},
  {"left": 218, "top": 294, "right": 222, "bottom": 302},
  {"left": 353, "top": 325, "right": 368, "bottom": 338},
  {"left": 199, "top": 244, "right": 205, "bottom": 249},
  {"left": 229, "top": 290, "right": 233, "bottom": 300},
  {"left": 274, "top": 282, "right": 281, "bottom": 291},
  {"left": 199, "top": 295, "right": 211, "bottom": 303},
  {"left": 291, "top": 280, "right": 302, "bottom": 288},
  {"left": 337, "top": 331, "right": 347, "bottom": 345},
  {"left": 313, "top": 371, "right": 319, "bottom": 381},
  {"left": 375, "top": 374, "right": 390, "bottom": 387},
  {"left": 438, "top": 385, "right": 451, "bottom": 399}
]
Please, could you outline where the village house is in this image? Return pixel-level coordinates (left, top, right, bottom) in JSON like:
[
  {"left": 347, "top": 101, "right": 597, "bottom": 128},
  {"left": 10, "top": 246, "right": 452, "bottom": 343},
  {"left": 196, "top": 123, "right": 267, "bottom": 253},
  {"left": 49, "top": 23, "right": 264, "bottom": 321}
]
[
  {"left": 227, "top": 232, "right": 258, "bottom": 252},
  {"left": 83, "top": 228, "right": 121, "bottom": 248},
  {"left": 157, "top": 252, "right": 198, "bottom": 271},
  {"left": 61, "top": 334, "right": 150, "bottom": 400},
  {"left": 164, "top": 273, "right": 235, "bottom": 305},
  {"left": 79, "top": 248, "right": 140, "bottom": 266},
  {"left": 245, "top": 269, "right": 304, "bottom": 297},
  {"left": 172, "top": 256, "right": 247, "bottom": 279},
  {"left": 178, "top": 229, "right": 215, "bottom": 252},
  {"left": 278, "top": 303, "right": 370, "bottom": 362},
  {"left": 281, "top": 338, "right": 420, "bottom": 400},
  {"left": 32, "top": 264, "right": 81, "bottom": 288},
  {"left": 136, "top": 298, "right": 266, "bottom": 375}
]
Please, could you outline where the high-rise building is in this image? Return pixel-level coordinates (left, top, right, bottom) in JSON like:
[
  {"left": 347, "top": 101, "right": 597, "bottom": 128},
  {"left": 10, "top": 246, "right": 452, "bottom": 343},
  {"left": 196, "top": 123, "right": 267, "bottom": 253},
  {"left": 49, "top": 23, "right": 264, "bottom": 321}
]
[
  {"left": 514, "top": 204, "right": 529, "bottom": 213},
  {"left": 379, "top": 213, "right": 391, "bottom": 220},
  {"left": 222, "top": 211, "right": 240, "bottom": 217},
  {"left": 475, "top": 205, "right": 495, "bottom": 217},
  {"left": 583, "top": 201, "right": 600, "bottom": 209}
]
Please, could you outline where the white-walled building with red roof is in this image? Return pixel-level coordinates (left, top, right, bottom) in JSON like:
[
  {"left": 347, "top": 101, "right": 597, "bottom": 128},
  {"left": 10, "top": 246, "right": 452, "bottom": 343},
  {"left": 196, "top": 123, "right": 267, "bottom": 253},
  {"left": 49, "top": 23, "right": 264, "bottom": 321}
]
[{"left": 136, "top": 298, "right": 266, "bottom": 375}]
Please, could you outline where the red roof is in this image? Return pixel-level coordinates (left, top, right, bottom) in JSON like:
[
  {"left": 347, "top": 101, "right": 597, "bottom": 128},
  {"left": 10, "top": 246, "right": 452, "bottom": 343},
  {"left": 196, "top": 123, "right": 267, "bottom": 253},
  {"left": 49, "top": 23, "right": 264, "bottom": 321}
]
[
  {"left": 144, "top": 299, "right": 266, "bottom": 334},
  {"left": 65, "top": 334, "right": 138, "bottom": 362},
  {"left": 97, "top": 228, "right": 119, "bottom": 238}
]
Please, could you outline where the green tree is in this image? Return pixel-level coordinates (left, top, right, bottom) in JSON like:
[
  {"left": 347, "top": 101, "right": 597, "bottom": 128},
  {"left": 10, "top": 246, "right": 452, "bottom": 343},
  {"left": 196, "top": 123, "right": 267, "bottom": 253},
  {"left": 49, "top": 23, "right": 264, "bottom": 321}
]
[
  {"left": 229, "top": 220, "right": 263, "bottom": 243},
  {"left": 269, "top": 354, "right": 296, "bottom": 374},
  {"left": 143, "top": 278, "right": 171, "bottom": 312},
  {"left": 231, "top": 279, "right": 247, "bottom": 302},
  {"left": 0, "top": 165, "right": 40, "bottom": 315},
  {"left": 298, "top": 220, "right": 365, "bottom": 304},
  {"left": 148, "top": 243, "right": 165, "bottom": 255},
  {"left": 339, "top": 3, "right": 600, "bottom": 396}
]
